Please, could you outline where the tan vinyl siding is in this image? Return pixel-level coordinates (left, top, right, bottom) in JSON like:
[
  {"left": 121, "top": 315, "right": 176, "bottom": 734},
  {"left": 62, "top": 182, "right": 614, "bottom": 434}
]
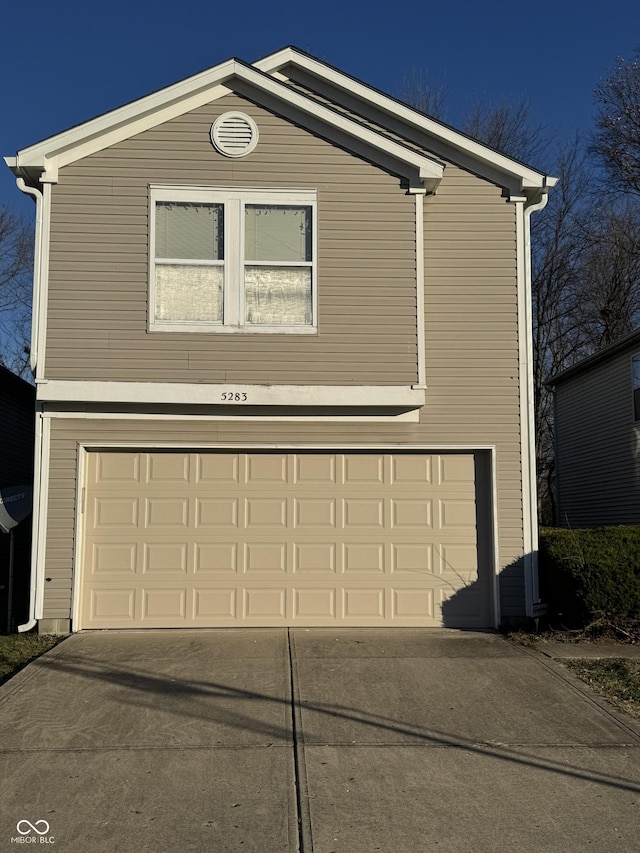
[
  {"left": 46, "top": 92, "right": 417, "bottom": 385},
  {"left": 422, "top": 165, "right": 523, "bottom": 613},
  {"left": 43, "top": 161, "right": 523, "bottom": 621},
  {"left": 41, "top": 94, "right": 525, "bottom": 622},
  {"left": 555, "top": 349, "right": 640, "bottom": 527}
]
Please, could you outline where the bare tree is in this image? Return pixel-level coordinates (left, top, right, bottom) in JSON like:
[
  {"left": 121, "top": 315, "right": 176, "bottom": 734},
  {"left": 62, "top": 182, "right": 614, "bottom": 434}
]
[
  {"left": 397, "top": 68, "right": 448, "bottom": 120},
  {"left": 575, "top": 203, "right": 640, "bottom": 348},
  {"left": 463, "top": 98, "right": 549, "bottom": 165},
  {"left": 592, "top": 48, "right": 640, "bottom": 196},
  {"left": 0, "top": 206, "right": 33, "bottom": 378},
  {"left": 531, "top": 140, "right": 593, "bottom": 521}
]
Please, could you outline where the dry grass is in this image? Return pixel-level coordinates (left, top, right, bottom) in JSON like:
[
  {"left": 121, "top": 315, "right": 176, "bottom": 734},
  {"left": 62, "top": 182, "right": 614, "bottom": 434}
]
[{"left": 0, "top": 634, "right": 64, "bottom": 686}]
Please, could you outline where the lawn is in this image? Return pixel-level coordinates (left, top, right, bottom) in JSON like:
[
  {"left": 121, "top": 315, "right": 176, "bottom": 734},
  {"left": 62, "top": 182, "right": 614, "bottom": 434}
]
[
  {"left": 563, "top": 658, "right": 640, "bottom": 720},
  {"left": 0, "top": 634, "right": 64, "bottom": 687}
]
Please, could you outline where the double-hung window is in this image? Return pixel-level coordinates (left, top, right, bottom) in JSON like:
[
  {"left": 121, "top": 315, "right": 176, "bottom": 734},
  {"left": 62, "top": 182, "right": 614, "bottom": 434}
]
[{"left": 150, "top": 186, "right": 316, "bottom": 333}]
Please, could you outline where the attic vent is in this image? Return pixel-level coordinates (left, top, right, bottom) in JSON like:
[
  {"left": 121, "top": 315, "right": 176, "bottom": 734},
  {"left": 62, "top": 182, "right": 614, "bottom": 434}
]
[{"left": 210, "top": 112, "right": 259, "bottom": 158}]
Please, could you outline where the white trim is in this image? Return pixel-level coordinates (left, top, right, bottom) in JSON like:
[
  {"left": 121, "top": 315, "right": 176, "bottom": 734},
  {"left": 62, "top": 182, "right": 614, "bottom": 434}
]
[
  {"left": 34, "top": 413, "right": 51, "bottom": 623},
  {"left": 43, "top": 409, "right": 421, "bottom": 423},
  {"left": 71, "top": 447, "right": 87, "bottom": 631},
  {"left": 414, "top": 192, "right": 426, "bottom": 388},
  {"left": 490, "top": 446, "right": 501, "bottom": 628},
  {"left": 36, "top": 381, "right": 426, "bottom": 408},
  {"left": 255, "top": 48, "right": 555, "bottom": 192},
  {"left": 69, "top": 441, "right": 497, "bottom": 631},
  {"left": 11, "top": 60, "right": 443, "bottom": 193}
]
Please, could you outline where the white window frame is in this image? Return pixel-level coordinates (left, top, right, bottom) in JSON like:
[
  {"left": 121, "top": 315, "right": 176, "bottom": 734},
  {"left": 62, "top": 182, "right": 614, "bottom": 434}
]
[{"left": 149, "top": 185, "right": 318, "bottom": 334}]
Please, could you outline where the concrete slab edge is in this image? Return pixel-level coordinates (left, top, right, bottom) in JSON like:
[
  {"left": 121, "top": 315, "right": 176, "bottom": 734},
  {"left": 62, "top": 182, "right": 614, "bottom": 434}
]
[{"left": 501, "top": 636, "right": 640, "bottom": 744}]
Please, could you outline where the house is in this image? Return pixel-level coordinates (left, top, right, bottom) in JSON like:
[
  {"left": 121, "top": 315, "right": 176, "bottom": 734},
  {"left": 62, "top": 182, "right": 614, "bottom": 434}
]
[
  {"left": 551, "top": 329, "right": 640, "bottom": 527},
  {"left": 4, "top": 47, "right": 555, "bottom": 633},
  {"left": 0, "top": 365, "right": 35, "bottom": 630}
]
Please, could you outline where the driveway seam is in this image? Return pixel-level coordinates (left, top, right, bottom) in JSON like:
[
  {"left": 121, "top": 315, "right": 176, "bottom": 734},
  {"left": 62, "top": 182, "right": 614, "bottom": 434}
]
[{"left": 288, "top": 629, "right": 313, "bottom": 853}]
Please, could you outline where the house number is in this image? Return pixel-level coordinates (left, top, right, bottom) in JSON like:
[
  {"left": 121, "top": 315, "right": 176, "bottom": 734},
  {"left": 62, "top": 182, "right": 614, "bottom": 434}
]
[{"left": 221, "top": 393, "right": 248, "bottom": 401}]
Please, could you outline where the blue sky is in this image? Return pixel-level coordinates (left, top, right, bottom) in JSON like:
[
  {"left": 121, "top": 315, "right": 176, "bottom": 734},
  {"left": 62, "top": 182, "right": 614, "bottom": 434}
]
[{"left": 1, "top": 0, "right": 639, "bottom": 214}]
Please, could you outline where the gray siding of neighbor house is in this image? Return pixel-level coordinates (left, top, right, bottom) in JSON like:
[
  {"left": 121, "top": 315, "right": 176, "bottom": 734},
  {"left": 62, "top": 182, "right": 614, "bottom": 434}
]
[
  {"left": 0, "top": 368, "right": 34, "bottom": 486},
  {"left": 45, "top": 91, "right": 418, "bottom": 386},
  {"left": 555, "top": 348, "right": 640, "bottom": 527}
]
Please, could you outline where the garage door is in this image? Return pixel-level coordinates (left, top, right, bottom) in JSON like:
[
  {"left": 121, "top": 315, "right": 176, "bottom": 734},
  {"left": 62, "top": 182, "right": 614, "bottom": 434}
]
[{"left": 79, "top": 451, "right": 490, "bottom": 628}]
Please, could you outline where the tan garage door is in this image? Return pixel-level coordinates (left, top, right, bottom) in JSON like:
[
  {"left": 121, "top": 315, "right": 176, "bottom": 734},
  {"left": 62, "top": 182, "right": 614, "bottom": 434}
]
[{"left": 79, "top": 451, "right": 490, "bottom": 628}]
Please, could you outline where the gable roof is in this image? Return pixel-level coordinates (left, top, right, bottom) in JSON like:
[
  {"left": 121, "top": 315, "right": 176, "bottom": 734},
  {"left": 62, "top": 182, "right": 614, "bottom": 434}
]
[
  {"left": 550, "top": 329, "right": 640, "bottom": 387},
  {"left": 5, "top": 46, "right": 555, "bottom": 200}
]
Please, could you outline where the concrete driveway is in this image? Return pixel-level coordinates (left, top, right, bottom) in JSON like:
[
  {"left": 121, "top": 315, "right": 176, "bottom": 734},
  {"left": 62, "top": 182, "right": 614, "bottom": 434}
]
[{"left": 1, "top": 629, "right": 639, "bottom": 852}]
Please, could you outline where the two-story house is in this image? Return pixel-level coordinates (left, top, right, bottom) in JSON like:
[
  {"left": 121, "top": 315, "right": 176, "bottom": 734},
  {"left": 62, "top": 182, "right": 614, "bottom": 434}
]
[{"left": 5, "top": 47, "right": 555, "bottom": 633}]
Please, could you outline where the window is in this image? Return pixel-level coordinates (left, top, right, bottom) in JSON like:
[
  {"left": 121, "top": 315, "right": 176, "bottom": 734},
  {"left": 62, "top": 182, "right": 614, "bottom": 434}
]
[
  {"left": 150, "top": 187, "right": 316, "bottom": 333},
  {"left": 633, "top": 354, "right": 640, "bottom": 421}
]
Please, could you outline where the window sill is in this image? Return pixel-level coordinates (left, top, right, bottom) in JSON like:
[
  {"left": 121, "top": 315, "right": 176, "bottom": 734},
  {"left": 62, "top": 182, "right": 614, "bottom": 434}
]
[{"left": 148, "top": 322, "right": 317, "bottom": 335}]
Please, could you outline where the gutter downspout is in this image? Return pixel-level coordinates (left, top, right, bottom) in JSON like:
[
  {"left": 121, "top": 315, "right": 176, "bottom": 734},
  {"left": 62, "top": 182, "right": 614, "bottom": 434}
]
[
  {"left": 522, "top": 187, "right": 550, "bottom": 616},
  {"left": 18, "top": 406, "right": 42, "bottom": 632},
  {"left": 15, "top": 178, "right": 43, "bottom": 374},
  {"left": 14, "top": 177, "right": 43, "bottom": 632}
]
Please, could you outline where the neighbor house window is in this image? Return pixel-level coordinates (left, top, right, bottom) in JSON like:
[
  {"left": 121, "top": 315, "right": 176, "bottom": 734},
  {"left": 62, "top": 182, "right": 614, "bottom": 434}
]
[
  {"left": 150, "top": 187, "right": 316, "bottom": 333},
  {"left": 633, "top": 354, "right": 640, "bottom": 421}
]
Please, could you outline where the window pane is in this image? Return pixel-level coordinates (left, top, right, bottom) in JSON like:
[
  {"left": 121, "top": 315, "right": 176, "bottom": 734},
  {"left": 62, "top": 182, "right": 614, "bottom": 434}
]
[
  {"left": 245, "top": 205, "right": 311, "bottom": 262},
  {"left": 244, "top": 266, "right": 312, "bottom": 325},
  {"left": 155, "top": 202, "right": 223, "bottom": 260},
  {"left": 155, "top": 264, "right": 223, "bottom": 323}
]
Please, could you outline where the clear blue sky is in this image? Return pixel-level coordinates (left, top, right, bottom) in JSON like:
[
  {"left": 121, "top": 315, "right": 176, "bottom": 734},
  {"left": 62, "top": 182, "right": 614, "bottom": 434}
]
[{"left": 1, "top": 0, "right": 639, "bottom": 214}]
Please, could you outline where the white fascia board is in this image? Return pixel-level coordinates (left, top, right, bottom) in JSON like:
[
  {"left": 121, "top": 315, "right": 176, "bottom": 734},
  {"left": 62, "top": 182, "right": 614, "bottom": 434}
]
[
  {"left": 255, "top": 48, "right": 553, "bottom": 191},
  {"left": 10, "top": 59, "right": 442, "bottom": 191},
  {"left": 36, "top": 381, "right": 425, "bottom": 408},
  {"left": 235, "top": 65, "right": 443, "bottom": 187}
]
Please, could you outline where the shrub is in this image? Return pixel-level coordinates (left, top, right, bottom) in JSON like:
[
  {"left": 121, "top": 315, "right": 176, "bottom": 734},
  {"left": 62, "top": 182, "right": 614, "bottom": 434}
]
[{"left": 539, "top": 526, "right": 640, "bottom": 624}]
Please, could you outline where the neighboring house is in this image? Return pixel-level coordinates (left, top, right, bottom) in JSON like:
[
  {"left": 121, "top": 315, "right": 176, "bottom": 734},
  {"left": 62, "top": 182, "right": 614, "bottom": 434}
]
[
  {"left": 4, "top": 47, "right": 555, "bottom": 633},
  {"left": 551, "top": 329, "right": 640, "bottom": 527},
  {"left": 0, "top": 365, "right": 35, "bottom": 630}
]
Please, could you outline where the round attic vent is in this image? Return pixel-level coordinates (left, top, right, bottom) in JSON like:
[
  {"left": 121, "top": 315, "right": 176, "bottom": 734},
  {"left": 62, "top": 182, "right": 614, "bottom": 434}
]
[{"left": 210, "top": 112, "right": 259, "bottom": 158}]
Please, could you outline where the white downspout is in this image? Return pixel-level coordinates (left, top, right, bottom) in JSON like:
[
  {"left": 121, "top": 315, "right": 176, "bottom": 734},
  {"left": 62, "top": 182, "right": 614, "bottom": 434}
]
[
  {"left": 18, "top": 406, "right": 42, "bottom": 632},
  {"left": 13, "top": 178, "right": 43, "bottom": 631},
  {"left": 15, "top": 178, "right": 43, "bottom": 374},
  {"left": 521, "top": 189, "right": 550, "bottom": 615}
]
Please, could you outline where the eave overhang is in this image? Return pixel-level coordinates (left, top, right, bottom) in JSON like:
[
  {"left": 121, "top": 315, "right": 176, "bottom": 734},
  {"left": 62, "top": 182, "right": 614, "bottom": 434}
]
[
  {"left": 5, "top": 58, "right": 443, "bottom": 193},
  {"left": 255, "top": 46, "right": 557, "bottom": 201}
]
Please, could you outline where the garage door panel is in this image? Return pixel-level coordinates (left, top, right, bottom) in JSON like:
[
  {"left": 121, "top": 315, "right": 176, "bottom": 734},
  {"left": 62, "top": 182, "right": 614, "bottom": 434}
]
[
  {"left": 294, "top": 454, "right": 337, "bottom": 484},
  {"left": 147, "top": 452, "right": 190, "bottom": 484},
  {"left": 194, "top": 542, "right": 239, "bottom": 573},
  {"left": 81, "top": 451, "right": 490, "bottom": 628},
  {"left": 95, "top": 452, "right": 141, "bottom": 485},
  {"left": 195, "top": 497, "right": 239, "bottom": 528},
  {"left": 343, "top": 454, "right": 384, "bottom": 484},
  {"left": 145, "top": 496, "right": 189, "bottom": 528},
  {"left": 91, "top": 542, "right": 138, "bottom": 575},
  {"left": 391, "top": 454, "right": 433, "bottom": 484},
  {"left": 294, "top": 498, "right": 336, "bottom": 528},
  {"left": 93, "top": 497, "right": 139, "bottom": 528},
  {"left": 144, "top": 542, "right": 188, "bottom": 574},
  {"left": 293, "top": 543, "right": 337, "bottom": 573},
  {"left": 391, "top": 543, "right": 433, "bottom": 573}
]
